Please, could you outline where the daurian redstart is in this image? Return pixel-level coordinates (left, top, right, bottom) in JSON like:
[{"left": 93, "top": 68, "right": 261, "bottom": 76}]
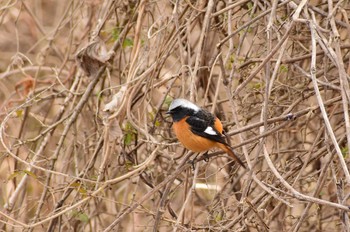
[{"left": 167, "top": 98, "right": 245, "bottom": 168}]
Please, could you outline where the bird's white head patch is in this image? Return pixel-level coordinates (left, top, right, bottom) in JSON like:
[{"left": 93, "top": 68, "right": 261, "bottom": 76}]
[{"left": 169, "top": 98, "right": 200, "bottom": 112}]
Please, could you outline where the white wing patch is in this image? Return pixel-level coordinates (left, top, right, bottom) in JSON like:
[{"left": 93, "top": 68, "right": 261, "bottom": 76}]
[{"left": 204, "top": 126, "right": 217, "bottom": 135}]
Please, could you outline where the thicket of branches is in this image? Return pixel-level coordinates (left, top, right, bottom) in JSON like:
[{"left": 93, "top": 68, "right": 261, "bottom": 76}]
[{"left": 1, "top": 0, "right": 350, "bottom": 231}]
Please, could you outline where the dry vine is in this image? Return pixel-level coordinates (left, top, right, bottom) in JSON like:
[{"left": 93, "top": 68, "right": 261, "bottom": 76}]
[{"left": 0, "top": 0, "right": 350, "bottom": 231}]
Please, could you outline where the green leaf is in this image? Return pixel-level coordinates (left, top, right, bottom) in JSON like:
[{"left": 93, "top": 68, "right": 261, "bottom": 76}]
[
  {"left": 247, "top": 2, "right": 253, "bottom": 10},
  {"left": 154, "top": 120, "right": 161, "bottom": 127},
  {"left": 123, "top": 38, "right": 133, "bottom": 48},
  {"left": 22, "top": 170, "right": 37, "bottom": 179},
  {"left": 7, "top": 170, "right": 37, "bottom": 182},
  {"left": 77, "top": 212, "right": 89, "bottom": 222},
  {"left": 124, "top": 133, "right": 134, "bottom": 146},
  {"left": 163, "top": 96, "right": 173, "bottom": 108},
  {"left": 280, "top": 65, "right": 288, "bottom": 73},
  {"left": 251, "top": 82, "right": 262, "bottom": 90},
  {"left": 148, "top": 111, "right": 155, "bottom": 121},
  {"left": 124, "top": 122, "right": 136, "bottom": 132},
  {"left": 229, "top": 55, "right": 235, "bottom": 63},
  {"left": 7, "top": 171, "right": 21, "bottom": 181},
  {"left": 123, "top": 122, "right": 137, "bottom": 146},
  {"left": 69, "top": 182, "right": 81, "bottom": 188},
  {"left": 96, "top": 91, "right": 103, "bottom": 100},
  {"left": 71, "top": 210, "right": 89, "bottom": 223},
  {"left": 78, "top": 186, "right": 88, "bottom": 196},
  {"left": 111, "top": 28, "right": 133, "bottom": 48},
  {"left": 111, "top": 28, "right": 121, "bottom": 41},
  {"left": 124, "top": 161, "right": 134, "bottom": 169},
  {"left": 16, "top": 109, "right": 23, "bottom": 118},
  {"left": 214, "top": 212, "right": 223, "bottom": 222},
  {"left": 69, "top": 182, "right": 87, "bottom": 197},
  {"left": 341, "top": 146, "right": 349, "bottom": 158}
]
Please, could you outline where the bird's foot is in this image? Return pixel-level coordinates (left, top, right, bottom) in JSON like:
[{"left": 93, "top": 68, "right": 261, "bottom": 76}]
[
  {"left": 188, "top": 153, "right": 201, "bottom": 170},
  {"left": 188, "top": 159, "right": 197, "bottom": 170},
  {"left": 202, "top": 151, "right": 209, "bottom": 162}
]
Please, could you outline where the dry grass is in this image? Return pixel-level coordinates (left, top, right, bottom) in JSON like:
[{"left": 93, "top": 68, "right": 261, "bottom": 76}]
[{"left": 1, "top": 0, "right": 350, "bottom": 231}]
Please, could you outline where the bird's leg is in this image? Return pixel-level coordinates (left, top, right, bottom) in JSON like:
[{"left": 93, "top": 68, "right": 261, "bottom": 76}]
[
  {"left": 188, "top": 152, "right": 201, "bottom": 170},
  {"left": 189, "top": 160, "right": 196, "bottom": 170},
  {"left": 193, "top": 152, "right": 201, "bottom": 161}
]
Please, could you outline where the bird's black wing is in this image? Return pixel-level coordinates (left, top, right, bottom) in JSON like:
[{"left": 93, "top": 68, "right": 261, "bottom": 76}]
[{"left": 186, "top": 115, "right": 228, "bottom": 145}]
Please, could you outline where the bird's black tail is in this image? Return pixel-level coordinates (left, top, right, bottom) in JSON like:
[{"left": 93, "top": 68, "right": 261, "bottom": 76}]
[{"left": 218, "top": 143, "right": 246, "bottom": 168}]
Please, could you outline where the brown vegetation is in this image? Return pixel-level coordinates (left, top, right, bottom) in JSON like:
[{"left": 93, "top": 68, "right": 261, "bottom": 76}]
[{"left": 1, "top": 0, "right": 350, "bottom": 231}]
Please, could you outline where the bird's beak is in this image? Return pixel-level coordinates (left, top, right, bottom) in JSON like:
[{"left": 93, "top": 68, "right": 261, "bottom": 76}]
[{"left": 166, "top": 110, "right": 172, "bottom": 115}]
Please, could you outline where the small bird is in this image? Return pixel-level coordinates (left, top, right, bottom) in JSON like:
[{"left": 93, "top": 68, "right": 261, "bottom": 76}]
[{"left": 167, "top": 98, "right": 245, "bottom": 168}]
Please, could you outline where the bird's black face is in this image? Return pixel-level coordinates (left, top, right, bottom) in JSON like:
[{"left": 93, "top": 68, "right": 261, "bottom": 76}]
[{"left": 167, "top": 106, "right": 195, "bottom": 122}]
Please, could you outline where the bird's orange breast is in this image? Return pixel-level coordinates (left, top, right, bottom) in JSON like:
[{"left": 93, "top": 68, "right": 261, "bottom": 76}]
[{"left": 172, "top": 117, "right": 223, "bottom": 152}]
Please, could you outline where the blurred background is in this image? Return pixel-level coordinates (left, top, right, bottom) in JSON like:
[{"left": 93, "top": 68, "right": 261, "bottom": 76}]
[{"left": 0, "top": 0, "right": 350, "bottom": 231}]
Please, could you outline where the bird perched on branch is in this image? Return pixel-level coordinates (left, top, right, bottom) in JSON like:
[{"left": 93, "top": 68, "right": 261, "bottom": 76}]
[{"left": 167, "top": 98, "right": 245, "bottom": 168}]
